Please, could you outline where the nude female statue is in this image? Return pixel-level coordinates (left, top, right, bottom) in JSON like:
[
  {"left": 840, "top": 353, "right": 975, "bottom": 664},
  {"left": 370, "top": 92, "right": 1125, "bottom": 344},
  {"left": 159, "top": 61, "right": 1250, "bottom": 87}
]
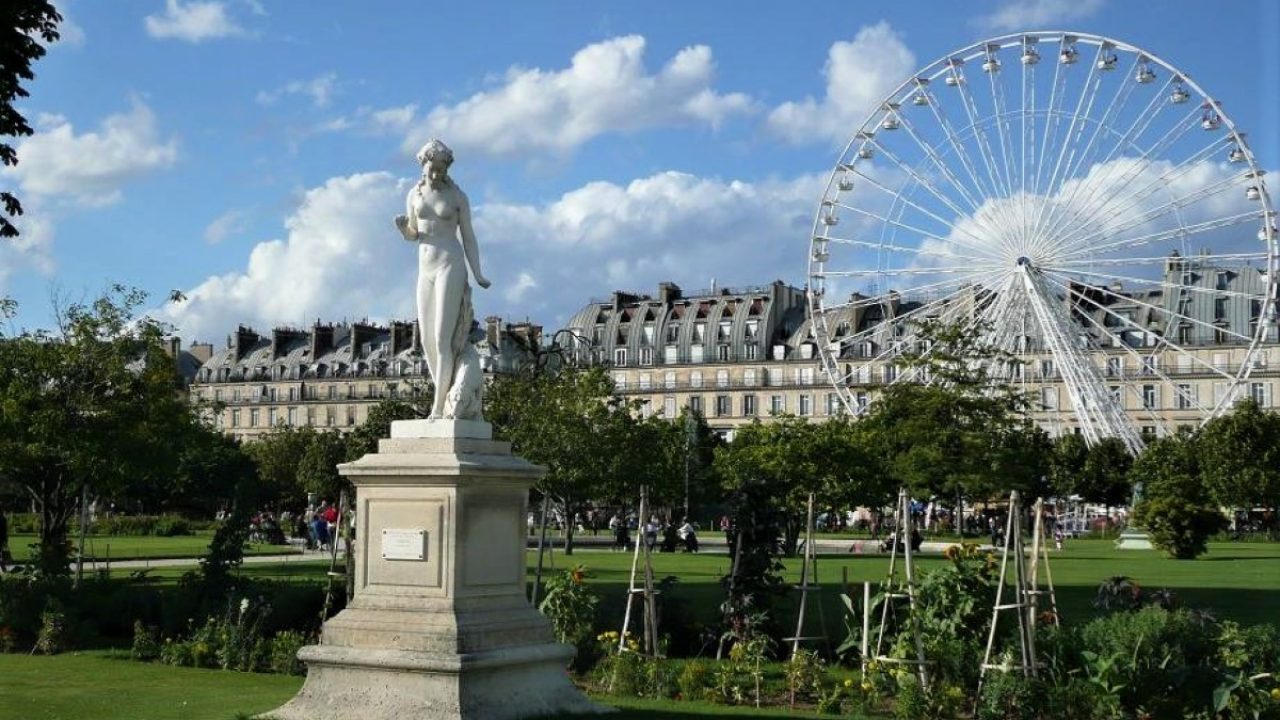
[{"left": 394, "top": 139, "right": 491, "bottom": 419}]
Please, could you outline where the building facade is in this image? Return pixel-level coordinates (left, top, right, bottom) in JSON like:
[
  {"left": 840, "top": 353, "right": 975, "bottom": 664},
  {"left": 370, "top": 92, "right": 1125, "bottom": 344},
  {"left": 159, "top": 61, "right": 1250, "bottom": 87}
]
[
  {"left": 561, "top": 254, "right": 1278, "bottom": 441},
  {"left": 188, "top": 317, "right": 541, "bottom": 442}
]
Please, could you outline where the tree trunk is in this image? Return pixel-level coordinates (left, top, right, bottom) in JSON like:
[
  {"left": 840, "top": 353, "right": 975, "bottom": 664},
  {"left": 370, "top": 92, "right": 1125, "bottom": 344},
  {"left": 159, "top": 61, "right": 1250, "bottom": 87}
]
[{"left": 564, "top": 501, "right": 575, "bottom": 556}]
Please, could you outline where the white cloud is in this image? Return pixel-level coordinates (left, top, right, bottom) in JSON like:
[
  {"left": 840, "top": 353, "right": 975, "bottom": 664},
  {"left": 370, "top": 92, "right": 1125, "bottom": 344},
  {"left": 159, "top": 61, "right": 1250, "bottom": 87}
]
[
  {"left": 505, "top": 272, "right": 538, "bottom": 303},
  {"left": 144, "top": 0, "right": 244, "bottom": 42},
  {"left": 404, "top": 35, "right": 757, "bottom": 157},
  {"left": 0, "top": 207, "right": 57, "bottom": 292},
  {"left": 52, "top": 3, "right": 86, "bottom": 47},
  {"left": 203, "top": 209, "right": 246, "bottom": 244},
  {"left": 163, "top": 168, "right": 830, "bottom": 341},
  {"left": 257, "top": 74, "right": 339, "bottom": 108},
  {"left": 161, "top": 172, "right": 411, "bottom": 342},
  {"left": 974, "top": 0, "right": 1105, "bottom": 32},
  {"left": 2, "top": 100, "right": 179, "bottom": 206},
  {"left": 767, "top": 22, "right": 917, "bottom": 146}
]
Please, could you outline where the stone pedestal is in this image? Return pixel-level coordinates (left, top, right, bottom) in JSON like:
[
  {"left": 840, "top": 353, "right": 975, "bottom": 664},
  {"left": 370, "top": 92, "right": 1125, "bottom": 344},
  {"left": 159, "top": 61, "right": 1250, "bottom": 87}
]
[
  {"left": 267, "top": 420, "right": 606, "bottom": 720},
  {"left": 1114, "top": 528, "right": 1154, "bottom": 550}
]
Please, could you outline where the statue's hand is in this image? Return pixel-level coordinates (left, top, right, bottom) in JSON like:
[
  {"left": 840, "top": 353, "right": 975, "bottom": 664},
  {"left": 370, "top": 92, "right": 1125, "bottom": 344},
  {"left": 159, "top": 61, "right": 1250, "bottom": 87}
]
[
  {"left": 394, "top": 215, "right": 415, "bottom": 240},
  {"left": 475, "top": 275, "right": 492, "bottom": 289}
]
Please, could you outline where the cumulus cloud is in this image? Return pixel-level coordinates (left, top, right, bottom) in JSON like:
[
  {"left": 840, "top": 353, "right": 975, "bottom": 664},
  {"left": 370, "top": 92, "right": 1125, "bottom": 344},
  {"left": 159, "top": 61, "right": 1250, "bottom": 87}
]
[
  {"left": 767, "top": 23, "right": 917, "bottom": 146},
  {"left": 160, "top": 172, "right": 410, "bottom": 341},
  {"left": 162, "top": 169, "right": 831, "bottom": 341},
  {"left": 257, "top": 74, "right": 339, "bottom": 108},
  {"left": 203, "top": 209, "right": 247, "bottom": 244},
  {"left": 0, "top": 207, "right": 57, "bottom": 292},
  {"left": 973, "top": 0, "right": 1105, "bottom": 32},
  {"left": 2, "top": 101, "right": 179, "bottom": 206},
  {"left": 403, "top": 35, "right": 757, "bottom": 157},
  {"left": 144, "top": 0, "right": 244, "bottom": 42},
  {"left": 51, "top": 3, "right": 86, "bottom": 47}
]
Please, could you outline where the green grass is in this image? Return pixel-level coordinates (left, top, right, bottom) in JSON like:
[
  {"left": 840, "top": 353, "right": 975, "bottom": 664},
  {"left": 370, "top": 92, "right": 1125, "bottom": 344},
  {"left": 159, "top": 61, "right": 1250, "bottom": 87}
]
[
  {"left": 8, "top": 532, "right": 301, "bottom": 562},
  {"left": 0, "top": 651, "right": 302, "bottom": 720},
  {"left": 0, "top": 651, "right": 852, "bottom": 720}
]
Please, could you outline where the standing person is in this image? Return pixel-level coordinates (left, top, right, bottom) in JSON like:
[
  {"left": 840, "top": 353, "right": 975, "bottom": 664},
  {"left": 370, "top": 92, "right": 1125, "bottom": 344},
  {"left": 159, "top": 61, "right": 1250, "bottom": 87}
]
[
  {"left": 1053, "top": 526, "right": 1065, "bottom": 551},
  {"left": 678, "top": 518, "right": 699, "bottom": 553},
  {"left": 0, "top": 503, "right": 10, "bottom": 572},
  {"left": 321, "top": 501, "right": 340, "bottom": 551}
]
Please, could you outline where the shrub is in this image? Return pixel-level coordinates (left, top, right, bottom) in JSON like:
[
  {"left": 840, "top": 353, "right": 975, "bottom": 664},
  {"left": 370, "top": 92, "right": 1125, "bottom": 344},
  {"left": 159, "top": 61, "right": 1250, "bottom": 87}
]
[
  {"left": 160, "top": 638, "right": 193, "bottom": 667},
  {"left": 784, "top": 648, "right": 826, "bottom": 703},
  {"left": 538, "top": 565, "right": 599, "bottom": 651},
  {"left": 131, "top": 620, "right": 161, "bottom": 661},
  {"left": 1134, "top": 495, "right": 1227, "bottom": 559},
  {"left": 977, "top": 672, "right": 1050, "bottom": 720},
  {"left": 270, "top": 630, "right": 310, "bottom": 676},
  {"left": 893, "top": 675, "right": 928, "bottom": 720},
  {"left": 33, "top": 599, "right": 71, "bottom": 655},
  {"left": 676, "top": 659, "right": 711, "bottom": 701}
]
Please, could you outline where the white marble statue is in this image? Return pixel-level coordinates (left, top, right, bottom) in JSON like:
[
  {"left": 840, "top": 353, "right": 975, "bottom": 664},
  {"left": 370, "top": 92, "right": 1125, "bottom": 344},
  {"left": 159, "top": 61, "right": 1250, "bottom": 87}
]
[{"left": 394, "top": 139, "right": 490, "bottom": 420}]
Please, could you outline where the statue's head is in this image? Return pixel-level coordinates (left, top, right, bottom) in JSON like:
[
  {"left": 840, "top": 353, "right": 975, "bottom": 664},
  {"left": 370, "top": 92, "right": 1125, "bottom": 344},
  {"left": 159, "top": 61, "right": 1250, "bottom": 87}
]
[{"left": 416, "top": 139, "right": 454, "bottom": 188}]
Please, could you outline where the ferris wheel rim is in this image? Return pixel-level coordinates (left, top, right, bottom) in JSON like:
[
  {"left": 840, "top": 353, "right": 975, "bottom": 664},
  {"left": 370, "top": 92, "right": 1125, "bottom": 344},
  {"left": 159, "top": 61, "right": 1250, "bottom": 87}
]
[{"left": 807, "top": 29, "right": 1278, "bottom": 440}]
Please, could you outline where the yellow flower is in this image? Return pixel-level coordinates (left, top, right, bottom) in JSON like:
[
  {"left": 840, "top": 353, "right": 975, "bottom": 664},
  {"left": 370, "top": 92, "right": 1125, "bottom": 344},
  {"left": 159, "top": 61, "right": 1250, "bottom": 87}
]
[
  {"left": 861, "top": 681, "right": 874, "bottom": 692},
  {"left": 1270, "top": 687, "right": 1280, "bottom": 702},
  {"left": 843, "top": 678, "right": 854, "bottom": 688}
]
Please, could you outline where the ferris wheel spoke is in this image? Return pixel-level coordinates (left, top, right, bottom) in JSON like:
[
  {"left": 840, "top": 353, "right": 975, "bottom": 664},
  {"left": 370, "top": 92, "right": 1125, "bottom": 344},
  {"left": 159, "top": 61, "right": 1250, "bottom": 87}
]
[
  {"left": 826, "top": 199, "right": 1003, "bottom": 261},
  {"left": 1032, "top": 38, "right": 1073, "bottom": 198},
  {"left": 1051, "top": 290, "right": 1211, "bottom": 415},
  {"left": 1032, "top": 42, "right": 1108, "bottom": 237},
  {"left": 1042, "top": 129, "right": 1231, "bottom": 255},
  {"left": 843, "top": 166, "right": 1001, "bottom": 256},
  {"left": 1044, "top": 266, "right": 1254, "bottom": 351},
  {"left": 893, "top": 112, "right": 991, "bottom": 219},
  {"left": 1050, "top": 249, "right": 1270, "bottom": 268},
  {"left": 1049, "top": 211, "right": 1266, "bottom": 263},
  {"left": 816, "top": 273, "right": 997, "bottom": 313},
  {"left": 897, "top": 281, "right": 1010, "bottom": 384},
  {"left": 1048, "top": 171, "right": 1246, "bottom": 260},
  {"left": 921, "top": 83, "right": 1003, "bottom": 210},
  {"left": 852, "top": 287, "right": 997, "bottom": 383},
  {"left": 983, "top": 54, "right": 1020, "bottom": 210},
  {"left": 952, "top": 67, "right": 1016, "bottom": 205},
  {"left": 829, "top": 276, "right": 1010, "bottom": 348},
  {"left": 1042, "top": 264, "right": 1270, "bottom": 308},
  {"left": 818, "top": 234, "right": 994, "bottom": 265},
  {"left": 823, "top": 265, "right": 1005, "bottom": 278}
]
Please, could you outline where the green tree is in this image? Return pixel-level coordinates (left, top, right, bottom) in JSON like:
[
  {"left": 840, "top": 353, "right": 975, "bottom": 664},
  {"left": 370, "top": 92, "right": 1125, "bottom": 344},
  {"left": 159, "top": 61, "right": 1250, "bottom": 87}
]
[
  {"left": 1196, "top": 399, "right": 1280, "bottom": 522},
  {"left": 0, "top": 286, "right": 192, "bottom": 573},
  {"left": 168, "top": 421, "right": 257, "bottom": 518},
  {"left": 1049, "top": 432, "right": 1089, "bottom": 499},
  {"left": 1130, "top": 432, "right": 1227, "bottom": 559},
  {"left": 298, "top": 430, "right": 350, "bottom": 502},
  {"left": 344, "top": 398, "right": 422, "bottom": 461},
  {"left": 2, "top": 1, "right": 62, "bottom": 238},
  {"left": 486, "top": 364, "right": 639, "bottom": 554},
  {"left": 244, "top": 425, "right": 316, "bottom": 509},
  {"left": 1075, "top": 437, "right": 1134, "bottom": 519}
]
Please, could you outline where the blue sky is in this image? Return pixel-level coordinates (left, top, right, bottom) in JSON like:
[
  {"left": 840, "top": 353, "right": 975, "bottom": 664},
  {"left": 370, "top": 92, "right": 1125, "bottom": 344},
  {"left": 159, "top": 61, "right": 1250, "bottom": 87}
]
[{"left": 2, "top": 0, "right": 1277, "bottom": 344}]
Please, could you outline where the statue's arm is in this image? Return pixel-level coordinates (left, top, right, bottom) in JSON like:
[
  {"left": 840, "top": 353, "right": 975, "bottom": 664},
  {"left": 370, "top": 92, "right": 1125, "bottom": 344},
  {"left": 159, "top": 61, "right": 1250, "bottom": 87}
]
[
  {"left": 395, "top": 190, "right": 420, "bottom": 241},
  {"left": 457, "top": 191, "right": 490, "bottom": 289}
]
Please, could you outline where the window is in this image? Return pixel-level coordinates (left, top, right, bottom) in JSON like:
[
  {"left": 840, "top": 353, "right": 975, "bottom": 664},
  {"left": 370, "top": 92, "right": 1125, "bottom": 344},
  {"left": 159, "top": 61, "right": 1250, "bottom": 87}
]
[
  {"left": 801, "top": 367, "right": 815, "bottom": 385},
  {"left": 614, "top": 373, "right": 628, "bottom": 391},
  {"left": 1106, "top": 357, "right": 1123, "bottom": 377},
  {"left": 883, "top": 365, "right": 897, "bottom": 383},
  {"left": 642, "top": 325, "right": 654, "bottom": 346},
  {"left": 1178, "top": 325, "right": 1192, "bottom": 345},
  {"left": 250, "top": 409, "right": 260, "bottom": 427},
  {"left": 664, "top": 346, "right": 678, "bottom": 363},
  {"left": 665, "top": 324, "right": 680, "bottom": 343},
  {"left": 718, "top": 321, "right": 732, "bottom": 342},
  {"left": 268, "top": 387, "right": 278, "bottom": 401},
  {"left": 213, "top": 389, "right": 223, "bottom": 402},
  {"left": 798, "top": 395, "right": 812, "bottom": 416},
  {"left": 1142, "top": 356, "right": 1158, "bottom": 376},
  {"left": 663, "top": 397, "right": 676, "bottom": 418},
  {"left": 716, "top": 370, "right": 729, "bottom": 388},
  {"left": 1142, "top": 384, "right": 1157, "bottom": 409},
  {"left": 770, "top": 395, "right": 785, "bottom": 414},
  {"left": 688, "top": 396, "right": 703, "bottom": 414},
  {"left": 1250, "top": 382, "right": 1270, "bottom": 406},
  {"left": 1176, "top": 384, "right": 1194, "bottom": 410},
  {"left": 691, "top": 371, "right": 703, "bottom": 388},
  {"left": 346, "top": 406, "right": 356, "bottom": 426},
  {"left": 1110, "top": 386, "right": 1122, "bottom": 405},
  {"left": 326, "top": 409, "right": 335, "bottom": 427},
  {"left": 1212, "top": 352, "right": 1228, "bottom": 370},
  {"left": 287, "top": 407, "right": 297, "bottom": 426},
  {"left": 1142, "top": 426, "right": 1158, "bottom": 439},
  {"left": 691, "top": 345, "right": 704, "bottom": 363},
  {"left": 716, "top": 395, "right": 732, "bottom": 417},
  {"left": 1216, "top": 272, "right": 1230, "bottom": 291},
  {"left": 745, "top": 343, "right": 758, "bottom": 360},
  {"left": 773, "top": 344, "right": 786, "bottom": 360},
  {"left": 743, "top": 394, "right": 757, "bottom": 416},
  {"left": 231, "top": 409, "right": 241, "bottom": 428},
  {"left": 744, "top": 369, "right": 757, "bottom": 386},
  {"left": 1214, "top": 297, "right": 1228, "bottom": 320},
  {"left": 858, "top": 341, "right": 873, "bottom": 358},
  {"left": 639, "top": 373, "right": 651, "bottom": 390},
  {"left": 1040, "top": 360, "right": 1054, "bottom": 378},
  {"left": 614, "top": 347, "right": 628, "bottom": 366},
  {"left": 267, "top": 408, "right": 278, "bottom": 426},
  {"left": 800, "top": 343, "right": 814, "bottom": 359},
  {"left": 767, "top": 368, "right": 782, "bottom": 386},
  {"left": 1041, "top": 387, "right": 1058, "bottom": 410},
  {"left": 640, "top": 347, "right": 653, "bottom": 366},
  {"left": 693, "top": 323, "right": 706, "bottom": 344},
  {"left": 288, "top": 387, "right": 297, "bottom": 401},
  {"left": 664, "top": 371, "right": 676, "bottom": 389},
  {"left": 717, "top": 345, "right": 730, "bottom": 361},
  {"left": 825, "top": 393, "right": 842, "bottom": 416}
]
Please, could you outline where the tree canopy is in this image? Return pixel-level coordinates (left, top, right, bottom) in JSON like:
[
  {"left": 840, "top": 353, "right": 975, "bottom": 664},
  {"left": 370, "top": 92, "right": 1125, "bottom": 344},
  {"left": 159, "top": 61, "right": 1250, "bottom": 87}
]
[{"left": 1, "top": 0, "right": 62, "bottom": 238}]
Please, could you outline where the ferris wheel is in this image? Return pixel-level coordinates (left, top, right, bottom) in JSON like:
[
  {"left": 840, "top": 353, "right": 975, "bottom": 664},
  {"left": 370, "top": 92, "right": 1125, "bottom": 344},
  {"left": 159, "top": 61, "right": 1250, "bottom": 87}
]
[{"left": 807, "top": 31, "right": 1277, "bottom": 452}]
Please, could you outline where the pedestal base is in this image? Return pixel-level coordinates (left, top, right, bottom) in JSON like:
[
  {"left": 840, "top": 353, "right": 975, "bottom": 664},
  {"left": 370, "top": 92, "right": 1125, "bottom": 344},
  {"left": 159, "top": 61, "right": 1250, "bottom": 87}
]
[
  {"left": 1115, "top": 528, "right": 1154, "bottom": 550},
  {"left": 267, "top": 643, "right": 605, "bottom": 720}
]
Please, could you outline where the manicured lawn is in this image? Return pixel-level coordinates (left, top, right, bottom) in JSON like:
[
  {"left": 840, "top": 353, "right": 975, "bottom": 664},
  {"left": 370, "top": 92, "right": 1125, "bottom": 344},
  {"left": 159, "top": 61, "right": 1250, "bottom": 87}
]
[
  {"left": 0, "top": 651, "right": 302, "bottom": 720},
  {"left": 0, "top": 651, "right": 852, "bottom": 720},
  {"left": 8, "top": 532, "right": 300, "bottom": 562}
]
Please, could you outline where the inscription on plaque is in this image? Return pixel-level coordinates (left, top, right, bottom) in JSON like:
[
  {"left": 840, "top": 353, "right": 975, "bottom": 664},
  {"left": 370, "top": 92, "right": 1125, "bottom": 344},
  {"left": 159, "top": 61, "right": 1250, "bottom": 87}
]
[{"left": 381, "top": 528, "right": 427, "bottom": 561}]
